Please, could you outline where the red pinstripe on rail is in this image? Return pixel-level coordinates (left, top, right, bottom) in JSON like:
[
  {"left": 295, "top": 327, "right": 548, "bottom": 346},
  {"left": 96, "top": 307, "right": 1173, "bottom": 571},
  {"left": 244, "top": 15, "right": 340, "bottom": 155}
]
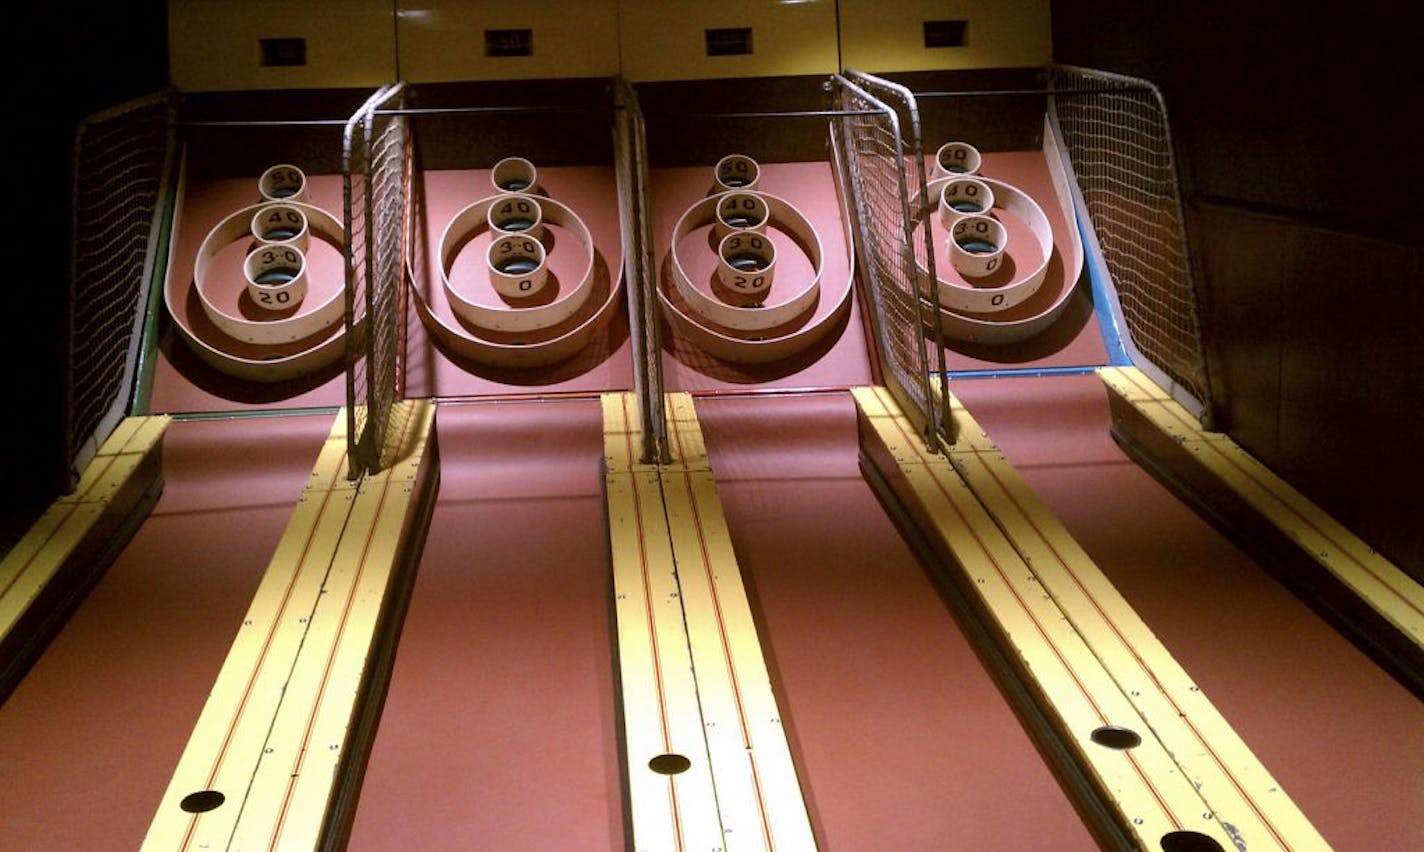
[
  {"left": 0, "top": 432, "right": 135, "bottom": 601},
  {"left": 266, "top": 407, "right": 424, "bottom": 848},
  {"left": 0, "top": 502, "right": 82, "bottom": 601},
  {"left": 619, "top": 394, "right": 687, "bottom": 851},
  {"left": 669, "top": 417, "right": 777, "bottom": 851},
  {"left": 267, "top": 473, "right": 390, "bottom": 846},
  {"left": 178, "top": 446, "right": 349, "bottom": 850},
  {"left": 881, "top": 395, "right": 1186, "bottom": 831},
  {"left": 967, "top": 447, "right": 1293, "bottom": 849}
]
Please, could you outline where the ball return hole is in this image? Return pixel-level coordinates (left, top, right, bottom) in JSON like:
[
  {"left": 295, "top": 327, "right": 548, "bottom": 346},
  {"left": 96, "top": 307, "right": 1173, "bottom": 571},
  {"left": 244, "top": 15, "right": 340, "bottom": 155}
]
[
  {"left": 648, "top": 753, "right": 692, "bottom": 776},
  {"left": 1090, "top": 725, "right": 1142, "bottom": 750},
  {"left": 1160, "top": 830, "right": 1226, "bottom": 852},
  {"left": 179, "top": 790, "right": 225, "bottom": 814}
]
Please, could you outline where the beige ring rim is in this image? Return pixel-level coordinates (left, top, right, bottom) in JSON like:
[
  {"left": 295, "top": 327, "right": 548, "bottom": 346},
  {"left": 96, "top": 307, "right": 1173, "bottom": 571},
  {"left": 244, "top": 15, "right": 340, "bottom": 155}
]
[
  {"left": 194, "top": 200, "right": 346, "bottom": 344},
  {"left": 438, "top": 193, "right": 596, "bottom": 333},
  {"left": 243, "top": 243, "right": 310, "bottom": 310},
  {"left": 258, "top": 163, "right": 309, "bottom": 203},
  {"left": 670, "top": 190, "right": 823, "bottom": 332},
  {"left": 249, "top": 202, "right": 312, "bottom": 254}
]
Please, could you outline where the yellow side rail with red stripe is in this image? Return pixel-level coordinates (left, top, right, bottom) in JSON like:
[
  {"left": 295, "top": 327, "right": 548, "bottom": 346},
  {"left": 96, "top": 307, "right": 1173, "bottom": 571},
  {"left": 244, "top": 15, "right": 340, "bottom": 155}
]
[
  {"left": 143, "top": 400, "right": 438, "bottom": 851},
  {"left": 854, "top": 384, "right": 1329, "bottom": 851},
  {"left": 603, "top": 392, "right": 817, "bottom": 851},
  {"left": 1100, "top": 366, "right": 1424, "bottom": 688},
  {"left": 1, "top": 415, "right": 170, "bottom": 695}
]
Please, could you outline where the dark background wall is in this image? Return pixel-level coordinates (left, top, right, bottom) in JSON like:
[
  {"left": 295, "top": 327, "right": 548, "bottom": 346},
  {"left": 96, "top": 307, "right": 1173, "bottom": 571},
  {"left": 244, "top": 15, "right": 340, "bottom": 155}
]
[
  {"left": 5, "top": 4, "right": 168, "bottom": 521},
  {"left": 7, "top": 3, "right": 1420, "bottom": 572},
  {"left": 1053, "top": 0, "right": 1423, "bottom": 574}
]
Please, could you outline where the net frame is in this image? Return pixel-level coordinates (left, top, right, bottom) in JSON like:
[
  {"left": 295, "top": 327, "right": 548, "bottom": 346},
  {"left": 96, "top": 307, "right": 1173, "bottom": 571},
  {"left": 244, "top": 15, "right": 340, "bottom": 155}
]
[
  {"left": 849, "top": 66, "right": 1215, "bottom": 423},
  {"left": 842, "top": 71, "right": 953, "bottom": 431},
  {"left": 343, "top": 83, "right": 411, "bottom": 478},
  {"left": 613, "top": 79, "right": 669, "bottom": 464},
  {"left": 1046, "top": 65, "right": 1213, "bottom": 422},
  {"left": 827, "top": 74, "right": 948, "bottom": 450},
  {"left": 65, "top": 91, "right": 176, "bottom": 486}
]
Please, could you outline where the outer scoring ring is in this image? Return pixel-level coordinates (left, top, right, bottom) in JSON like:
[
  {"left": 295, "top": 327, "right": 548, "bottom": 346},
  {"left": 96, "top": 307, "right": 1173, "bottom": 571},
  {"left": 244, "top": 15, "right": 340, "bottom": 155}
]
[
  {"left": 670, "top": 190, "right": 823, "bottom": 332},
  {"left": 438, "top": 193, "right": 596, "bottom": 333},
  {"left": 914, "top": 174, "right": 1054, "bottom": 315},
  {"left": 194, "top": 200, "right": 346, "bottom": 345}
]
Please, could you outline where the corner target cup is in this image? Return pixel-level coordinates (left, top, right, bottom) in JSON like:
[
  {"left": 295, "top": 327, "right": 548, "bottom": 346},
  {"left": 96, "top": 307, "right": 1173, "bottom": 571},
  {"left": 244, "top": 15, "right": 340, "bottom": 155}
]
[
  {"left": 948, "top": 214, "right": 1008, "bottom": 279},
  {"left": 244, "top": 243, "right": 309, "bottom": 310},
  {"left": 258, "top": 164, "right": 308, "bottom": 202},
  {"left": 931, "top": 142, "right": 982, "bottom": 180},
  {"left": 713, "top": 191, "right": 770, "bottom": 241},
  {"left": 250, "top": 203, "right": 311, "bottom": 253},
  {"left": 713, "top": 154, "right": 760, "bottom": 192},
  {"left": 491, "top": 156, "right": 538, "bottom": 194},
  {"left": 938, "top": 177, "right": 994, "bottom": 228},
  {"left": 486, "top": 233, "right": 549, "bottom": 299},
  {"left": 715, "top": 231, "right": 777, "bottom": 306}
]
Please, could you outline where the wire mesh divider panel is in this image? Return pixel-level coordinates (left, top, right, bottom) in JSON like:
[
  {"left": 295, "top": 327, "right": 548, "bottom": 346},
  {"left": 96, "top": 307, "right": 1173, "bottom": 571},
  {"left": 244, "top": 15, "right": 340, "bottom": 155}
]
[
  {"left": 344, "top": 83, "right": 411, "bottom": 478},
  {"left": 614, "top": 79, "right": 668, "bottom": 464},
  {"left": 843, "top": 70, "right": 953, "bottom": 432},
  {"left": 66, "top": 91, "right": 176, "bottom": 486},
  {"left": 827, "top": 75, "right": 946, "bottom": 451},
  {"left": 1047, "top": 65, "right": 1213, "bottom": 421}
]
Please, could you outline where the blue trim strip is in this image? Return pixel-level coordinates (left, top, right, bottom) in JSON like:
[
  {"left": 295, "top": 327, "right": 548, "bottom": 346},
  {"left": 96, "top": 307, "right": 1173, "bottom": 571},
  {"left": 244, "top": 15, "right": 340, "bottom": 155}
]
[
  {"left": 1077, "top": 206, "right": 1133, "bottom": 366},
  {"left": 945, "top": 365, "right": 1103, "bottom": 380}
]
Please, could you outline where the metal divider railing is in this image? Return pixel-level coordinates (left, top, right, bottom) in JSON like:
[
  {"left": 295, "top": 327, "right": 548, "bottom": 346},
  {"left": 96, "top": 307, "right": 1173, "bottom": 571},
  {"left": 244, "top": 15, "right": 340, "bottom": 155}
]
[
  {"left": 842, "top": 71, "right": 953, "bottom": 436},
  {"left": 1046, "top": 65, "right": 1213, "bottom": 423},
  {"left": 827, "top": 75, "right": 948, "bottom": 451},
  {"left": 613, "top": 79, "right": 668, "bottom": 465},
  {"left": 66, "top": 91, "right": 176, "bottom": 485},
  {"left": 343, "top": 83, "right": 411, "bottom": 478}
]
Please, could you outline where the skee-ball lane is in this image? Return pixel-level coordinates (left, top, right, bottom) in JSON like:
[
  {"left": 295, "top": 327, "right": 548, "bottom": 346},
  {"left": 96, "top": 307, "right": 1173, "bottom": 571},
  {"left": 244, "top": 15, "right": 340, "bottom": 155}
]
[
  {"left": 951, "top": 373, "right": 1424, "bottom": 850},
  {"left": 0, "top": 414, "right": 336, "bottom": 850},
  {"left": 694, "top": 390, "right": 1099, "bottom": 850}
]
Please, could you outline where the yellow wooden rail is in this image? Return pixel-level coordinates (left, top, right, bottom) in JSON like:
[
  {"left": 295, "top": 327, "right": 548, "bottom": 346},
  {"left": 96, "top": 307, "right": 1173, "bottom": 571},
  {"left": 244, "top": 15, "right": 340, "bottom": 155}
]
[
  {"left": 144, "top": 400, "right": 438, "bottom": 851},
  {"left": 936, "top": 386, "right": 1326, "bottom": 848},
  {"left": 1099, "top": 365, "right": 1424, "bottom": 661},
  {"left": 855, "top": 385, "right": 1291, "bottom": 851},
  {"left": 1, "top": 415, "right": 170, "bottom": 686},
  {"left": 604, "top": 392, "right": 817, "bottom": 851}
]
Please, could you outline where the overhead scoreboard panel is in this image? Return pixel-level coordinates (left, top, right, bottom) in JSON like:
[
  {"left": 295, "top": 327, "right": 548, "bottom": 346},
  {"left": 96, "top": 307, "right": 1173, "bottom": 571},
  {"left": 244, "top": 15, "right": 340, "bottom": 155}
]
[
  {"left": 396, "top": 1, "right": 621, "bottom": 82},
  {"left": 838, "top": 0, "right": 1051, "bottom": 73},
  {"left": 170, "top": 2, "right": 1051, "bottom": 90},
  {"left": 618, "top": 0, "right": 839, "bottom": 82},
  {"left": 169, "top": 0, "right": 398, "bottom": 92}
]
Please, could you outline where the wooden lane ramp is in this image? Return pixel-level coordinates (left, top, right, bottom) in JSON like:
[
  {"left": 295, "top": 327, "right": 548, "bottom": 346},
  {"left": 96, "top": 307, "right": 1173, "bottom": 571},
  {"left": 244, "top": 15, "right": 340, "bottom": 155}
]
[
  {"left": 603, "top": 391, "right": 818, "bottom": 851},
  {"left": 1, "top": 415, "right": 170, "bottom": 699},
  {"left": 1100, "top": 365, "right": 1424, "bottom": 697},
  {"left": 143, "top": 400, "right": 438, "bottom": 851},
  {"left": 854, "top": 384, "right": 1331, "bottom": 852}
]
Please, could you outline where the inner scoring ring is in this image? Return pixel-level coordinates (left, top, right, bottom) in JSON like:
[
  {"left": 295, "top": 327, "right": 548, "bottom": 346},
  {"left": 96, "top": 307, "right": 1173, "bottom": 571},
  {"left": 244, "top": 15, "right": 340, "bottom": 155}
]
[
  {"left": 437, "top": 193, "right": 597, "bottom": 333},
  {"left": 670, "top": 190, "right": 823, "bottom": 332}
]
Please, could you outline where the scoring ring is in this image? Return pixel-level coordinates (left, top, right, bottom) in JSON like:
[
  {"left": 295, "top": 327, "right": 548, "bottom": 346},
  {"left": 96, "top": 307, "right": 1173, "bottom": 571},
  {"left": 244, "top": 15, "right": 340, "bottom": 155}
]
[
  {"left": 193, "top": 200, "right": 346, "bottom": 345},
  {"left": 669, "top": 190, "right": 823, "bottom": 332},
  {"left": 437, "top": 193, "right": 596, "bottom": 333}
]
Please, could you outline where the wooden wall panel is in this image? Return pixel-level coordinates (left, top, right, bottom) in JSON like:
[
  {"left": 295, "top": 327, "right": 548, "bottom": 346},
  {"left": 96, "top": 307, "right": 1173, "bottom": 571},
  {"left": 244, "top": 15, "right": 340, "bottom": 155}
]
[{"left": 1194, "top": 203, "right": 1423, "bottom": 577}]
